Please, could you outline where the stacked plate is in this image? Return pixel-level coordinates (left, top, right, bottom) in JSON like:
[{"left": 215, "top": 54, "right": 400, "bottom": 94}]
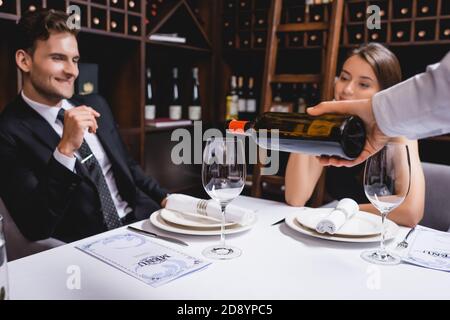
[
  {"left": 285, "top": 208, "right": 399, "bottom": 242},
  {"left": 150, "top": 208, "right": 257, "bottom": 236}
]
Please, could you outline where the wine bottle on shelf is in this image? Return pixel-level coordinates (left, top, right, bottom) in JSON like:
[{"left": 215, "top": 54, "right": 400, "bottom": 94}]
[
  {"left": 169, "top": 67, "right": 182, "bottom": 120},
  {"left": 292, "top": 83, "right": 307, "bottom": 114},
  {"left": 297, "top": 84, "right": 308, "bottom": 114},
  {"left": 145, "top": 68, "right": 156, "bottom": 120},
  {"left": 271, "top": 83, "right": 288, "bottom": 112},
  {"left": 225, "top": 75, "right": 239, "bottom": 120},
  {"left": 188, "top": 67, "right": 201, "bottom": 121},
  {"left": 309, "top": 83, "right": 320, "bottom": 106},
  {"left": 227, "top": 112, "right": 366, "bottom": 160},
  {"left": 237, "top": 76, "right": 246, "bottom": 113},
  {"left": 246, "top": 77, "right": 257, "bottom": 113},
  {"left": 273, "top": 83, "right": 282, "bottom": 104}
]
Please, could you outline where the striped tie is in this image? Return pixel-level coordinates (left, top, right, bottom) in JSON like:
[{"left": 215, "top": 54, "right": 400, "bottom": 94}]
[{"left": 57, "top": 108, "right": 122, "bottom": 230}]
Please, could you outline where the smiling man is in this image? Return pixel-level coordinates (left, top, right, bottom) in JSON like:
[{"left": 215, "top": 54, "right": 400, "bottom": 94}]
[{"left": 0, "top": 10, "right": 168, "bottom": 243}]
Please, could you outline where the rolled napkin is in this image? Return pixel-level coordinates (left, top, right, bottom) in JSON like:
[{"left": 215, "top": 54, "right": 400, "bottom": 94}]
[
  {"left": 165, "top": 194, "right": 255, "bottom": 225},
  {"left": 315, "top": 198, "right": 359, "bottom": 234}
]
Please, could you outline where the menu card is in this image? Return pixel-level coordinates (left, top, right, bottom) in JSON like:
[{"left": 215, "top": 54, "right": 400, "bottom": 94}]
[
  {"left": 77, "top": 232, "right": 211, "bottom": 287},
  {"left": 402, "top": 226, "right": 450, "bottom": 272}
]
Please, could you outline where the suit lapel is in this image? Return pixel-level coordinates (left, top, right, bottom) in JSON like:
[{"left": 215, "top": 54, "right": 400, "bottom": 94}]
[
  {"left": 17, "top": 96, "right": 96, "bottom": 186},
  {"left": 16, "top": 96, "right": 61, "bottom": 151},
  {"left": 69, "top": 97, "right": 133, "bottom": 183}
]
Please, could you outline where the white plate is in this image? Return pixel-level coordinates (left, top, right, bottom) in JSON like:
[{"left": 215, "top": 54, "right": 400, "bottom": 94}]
[
  {"left": 285, "top": 213, "right": 399, "bottom": 243},
  {"left": 296, "top": 208, "right": 382, "bottom": 237},
  {"left": 159, "top": 209, "right": 236, "bottom": 228},
  {"left": 150, "top": 209, "right": 257, "bottom": 236}
]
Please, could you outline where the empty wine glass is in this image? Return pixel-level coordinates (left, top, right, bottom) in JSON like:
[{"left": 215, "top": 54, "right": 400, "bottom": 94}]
[
  {"left": 361, "top": 143, "right": 411, "bottom": 265},
  {"left": 202, "top": 137, "right": 246, "bottom": 260}
]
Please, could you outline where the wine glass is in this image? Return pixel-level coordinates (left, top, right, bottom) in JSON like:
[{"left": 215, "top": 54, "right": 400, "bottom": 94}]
[
  {"left": 0, "top": 215, "right": 9, "bottom": 300},
  {"left": 361, "top": 143, "right": 411, "bottom": 265},
  {"left": 202, "top": 137, "right": 246, "bottom": 260}
]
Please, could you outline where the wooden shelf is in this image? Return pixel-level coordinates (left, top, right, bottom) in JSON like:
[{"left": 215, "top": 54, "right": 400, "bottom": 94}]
[
  {"left": 271, "top": 74, "right": 321, "bottom": 84},
  {"left": 277, "top": 22, "right": 329, "bottom": 32},
  {"left": 145, "top": 124, "right": 194, "bottom": 133},
  {"left": 79, "top": 27, "right": 141, "bottom": 41},
  {"left": 146, "top": 40, "right": 211, "bottom": 53},
  {"left": 0, "top": 12, "right": 18, "bottom": 21}
]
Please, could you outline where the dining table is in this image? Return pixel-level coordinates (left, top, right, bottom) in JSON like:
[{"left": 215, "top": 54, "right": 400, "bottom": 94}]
[{"left": 6, "top": 196, "right": 450, "bottom": 300}]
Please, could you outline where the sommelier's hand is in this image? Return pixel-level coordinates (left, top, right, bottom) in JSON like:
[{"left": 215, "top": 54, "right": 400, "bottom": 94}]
[
  {"left": 307, "top": 99, "right": 390, "bottom": 167},
  {"left": 57, "top": 106, "right": 100, "bottom": 157}
]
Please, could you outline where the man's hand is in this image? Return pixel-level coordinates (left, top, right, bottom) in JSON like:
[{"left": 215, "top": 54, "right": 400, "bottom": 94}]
[
  {"left": 160, "top": 197, "right": 168, "bottom": 208},
  {"left": 57, "top": 106, "right": 100, "bottom": 157},
  {"left": 307, "top": 99, "right": 390, "bottom": 167}
]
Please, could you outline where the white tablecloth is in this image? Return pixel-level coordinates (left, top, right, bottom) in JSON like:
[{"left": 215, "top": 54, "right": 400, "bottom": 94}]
[{"left": 7, "top": 196, "right": 450, "bottom": 299}]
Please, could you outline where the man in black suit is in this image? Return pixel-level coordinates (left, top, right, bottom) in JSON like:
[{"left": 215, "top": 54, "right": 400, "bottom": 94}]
[{"left": 0, "top": 10, "right": 168, "bottom": 243}]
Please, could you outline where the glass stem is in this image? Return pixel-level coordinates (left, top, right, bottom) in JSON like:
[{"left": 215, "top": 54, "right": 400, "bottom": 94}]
[
  {"left": 379, "top": 211, "right": 388, "bottom": 255},
  {"left": 220, "top": 203, "right": 226, "bottom": 248}
]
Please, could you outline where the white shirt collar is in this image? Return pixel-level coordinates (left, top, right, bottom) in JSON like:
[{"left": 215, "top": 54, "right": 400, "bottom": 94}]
[{"left": 21, "top": 91, "right": 73, "bottom": 125}]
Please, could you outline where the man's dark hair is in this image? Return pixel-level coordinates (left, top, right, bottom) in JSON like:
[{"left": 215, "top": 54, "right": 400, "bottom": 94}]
[{"left": 15, "top": 9, "right": 78, "bottom": 54}]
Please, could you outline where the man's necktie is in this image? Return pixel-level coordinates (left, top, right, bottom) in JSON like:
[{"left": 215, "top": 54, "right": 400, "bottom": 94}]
[{"left": 57, "top": 108, "right": 122, "bottom": 230}]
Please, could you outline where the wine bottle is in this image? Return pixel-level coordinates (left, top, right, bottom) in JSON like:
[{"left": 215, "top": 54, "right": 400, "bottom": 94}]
[
  {"left": 227, "top": 112, "right": 366, "bottom": 160},
  {"left": 169, "top": 67, "right": 182, "bottom": 120},
  {"left": 271, "top": 83, "right": 287, "bottom": 112},
  {"left": 292, "top": 83, "right": 307, "bottom": 114},
  {"left": 145, "top": 68, "right": 156, "bottom": 120},
  {"left": 189, "top": 67, "right": 201, "bottom": 120},
  {"left": 237, "top": 76, "right": 246, "bottom": 113},
  {"left": 246, "top": 77, "right": 257, "bottom": 113},
  {"left": 225, "top": 75, "right": 239, "bottom": 120}
]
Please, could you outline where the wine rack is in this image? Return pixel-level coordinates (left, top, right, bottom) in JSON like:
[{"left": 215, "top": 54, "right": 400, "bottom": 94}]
[
  {"left": 238, "top": 12, "right": 251, "bottom": 30},
  {"left": 343, "top": 0, "right": 450, "bottom": 46},
  {"left": 91, "top": 7, "right": 107, "bottom": 30},
  {"left": 223, "top": 0, "right": 331, "bottom": 50},
  {"left": 110, "top": 11, "right": 125, "bottom": 34},
  {"left": 21, "top": 0, "right": 44, "bottom": 14},
  {"left": 393, "top": 0, "right": 413, "bottom": 19},
  {"left": 287, "top": 6, "right": 306, "bottom": 23},
  {"left": 254, "top": 10, "right": 268, "bottom": 28},
  {"left": 368, "top": 22, "right": 387, "bottom": 42},
  {"left": 253, "top": 31, "right": 267, "bottom": 48},
  {"left": 110, "top": 0, "right": 126, "bottom": 10},
  {"left": 127, "top": 0, "right": 141, "bottom": 13},
  {"left": 414, "top": 20, "right": 436, "bottom": 41},
  {"left": 0, "top": 0, "right": 17, "bottom": 15},
  {"left": 91, "top": 0, "right": 107, "bottom": 5},
  {"left": 416, "top": 0, "right": 438, "bottom": 18},
  {"left": 391, "top": 21, "right": 412, "bottom": 42},
  {"left": 1, "top": 0, "right": 147, "bottom": 38},
  {"left": 288, "top": 32, "right": 304, "bottom": 47},
  {"left": 440, "top": 19, "right": 450, "bottom": 40},
  {"left": 71, "top": 2, "right": 88, "bottom": 28}
]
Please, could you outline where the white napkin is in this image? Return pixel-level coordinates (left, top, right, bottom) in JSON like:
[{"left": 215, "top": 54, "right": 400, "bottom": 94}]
[
  {"left": 315, "top": 198, "right": 359, "bottom": 234},
  {"left": 165, "top": 194, "right": 254, "bottom": 225}
]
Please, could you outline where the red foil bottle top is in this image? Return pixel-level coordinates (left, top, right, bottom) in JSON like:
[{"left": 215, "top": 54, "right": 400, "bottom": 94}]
[{"left": 228, "top": 120, "right": 249, "bottom": 133}]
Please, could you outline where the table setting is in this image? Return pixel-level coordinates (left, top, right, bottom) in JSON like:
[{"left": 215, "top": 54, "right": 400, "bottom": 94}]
[{"left": 4, "top": 140, "right": 450, "bottom": 299}]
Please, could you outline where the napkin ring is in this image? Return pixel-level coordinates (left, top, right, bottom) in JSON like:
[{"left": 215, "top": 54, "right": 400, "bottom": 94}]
[{"left": 196, "top": 200, "right": 208, "bottom": 216}]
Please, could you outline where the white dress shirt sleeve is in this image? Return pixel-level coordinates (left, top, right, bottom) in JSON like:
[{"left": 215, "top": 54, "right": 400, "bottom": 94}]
[
  {"left": 372, "top": 51, "right": 450, "bottom": 139},
  {"left": 53, "top": 148, "right": 76, "bottom": 172}
]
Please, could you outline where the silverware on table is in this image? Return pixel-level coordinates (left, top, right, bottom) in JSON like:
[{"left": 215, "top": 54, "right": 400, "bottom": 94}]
[
  {"left": 396, "top": 226, "right": 416, "bottom": 249},
  {"left": 127, "top": 226, "right": 189, "bottom": 246},
  {"left": 271, "top": 218, "right": 285, "bottom": 226}
]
